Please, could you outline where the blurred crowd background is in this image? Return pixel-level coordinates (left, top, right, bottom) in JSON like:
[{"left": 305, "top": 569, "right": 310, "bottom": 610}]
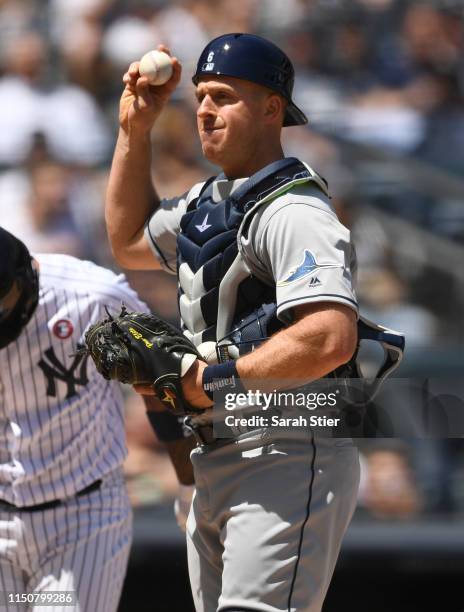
[{"left": 1, "top": 0, "right": 464, "bottom": 523}]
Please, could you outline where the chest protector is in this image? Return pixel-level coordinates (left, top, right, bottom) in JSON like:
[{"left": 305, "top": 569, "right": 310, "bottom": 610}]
[
  {"left": 176, "top": 157, "right": 328, "bottom": 360},
  {"left": 177, "top": 157, "right": 405, "bottom": 405}
]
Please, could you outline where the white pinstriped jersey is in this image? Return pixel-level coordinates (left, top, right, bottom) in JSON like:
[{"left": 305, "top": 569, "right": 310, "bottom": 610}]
[{"left": 0, "top": 254, "right": 148, "bottom": 507}]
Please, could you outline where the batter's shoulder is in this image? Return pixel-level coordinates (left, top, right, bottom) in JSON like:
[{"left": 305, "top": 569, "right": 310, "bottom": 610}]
[
  {"left": 36, "top": 253, "right": 115, "bottom": 284},
  {"left": 34, "top": 253, "right": 145, "bottom": 307}
]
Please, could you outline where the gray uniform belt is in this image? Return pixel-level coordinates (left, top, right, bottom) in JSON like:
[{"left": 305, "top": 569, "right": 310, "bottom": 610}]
[{"left": 0, "top": 479, "right": 102, "bottom": 512}]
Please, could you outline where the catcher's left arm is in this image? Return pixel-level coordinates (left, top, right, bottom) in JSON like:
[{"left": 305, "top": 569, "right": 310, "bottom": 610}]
[{"left": 82, "top": 306, "right": 208, "bottom": 415}]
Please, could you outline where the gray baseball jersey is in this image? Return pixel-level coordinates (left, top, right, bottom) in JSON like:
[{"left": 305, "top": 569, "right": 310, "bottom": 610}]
[
  {"left": 0, "top": 253, "right": 148, "bottom": 611},
  {"left": 145, "top": 177, "right": 357, "bottom": 325},
  {"left": 144, "top": 168, "right": 360, "bottom": 612}
]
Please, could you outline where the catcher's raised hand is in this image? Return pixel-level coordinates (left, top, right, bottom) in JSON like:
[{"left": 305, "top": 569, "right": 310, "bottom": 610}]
[
  {"left": 120, "top": 44, "right": 182, "bottom": 135},
  {"left": 82, "top": 307, "right": 206, "bottom": 415}
]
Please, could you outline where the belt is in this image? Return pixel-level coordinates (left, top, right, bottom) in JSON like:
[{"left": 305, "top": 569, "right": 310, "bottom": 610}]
[
  {"left": 192, "top": 425, "right": 218, "bottom": 445},
  {"left": 184, "top": 415, "right": 231, "bottom": 447},
  {"left": 0, "top": 479, "right": 102, "bottom": 512},
  {"left": 184, "top": 417, "right": 218, "bottom": 445},
  {"left": 184, "top": 416, "right": 268, "bottom": 449}
]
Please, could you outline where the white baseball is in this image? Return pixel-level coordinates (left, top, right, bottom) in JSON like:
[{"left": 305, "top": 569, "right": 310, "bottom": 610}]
[{"left": 139, "top": 50, "right": 173, "bottom": 86}]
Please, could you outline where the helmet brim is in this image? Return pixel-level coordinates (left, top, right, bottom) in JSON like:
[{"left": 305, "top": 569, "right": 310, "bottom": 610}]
[{"left": 284, "top": 101, "right": 308, "bottom": 127}]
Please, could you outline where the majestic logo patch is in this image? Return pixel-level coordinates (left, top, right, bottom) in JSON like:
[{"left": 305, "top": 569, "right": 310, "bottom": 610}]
[
  {"left": 53, "top": 319, "right": 74, "bottom": 339},
  {"left": 195, "top": 213, "right": 212, "bottom": 233},
  {"left": 308, "top": 276, "right": 322, "bottom": 288},
  {"left": 277, "top": 249, "right": 341, "bottom": 286}
]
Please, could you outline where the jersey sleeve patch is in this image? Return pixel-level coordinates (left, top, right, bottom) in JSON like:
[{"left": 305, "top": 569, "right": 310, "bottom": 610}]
[
  {"left": 277, "top": 249, "right": 343, "bottom": 286},
  {"left": 247, "top": 199, "right": 358, "bottom": 318}
]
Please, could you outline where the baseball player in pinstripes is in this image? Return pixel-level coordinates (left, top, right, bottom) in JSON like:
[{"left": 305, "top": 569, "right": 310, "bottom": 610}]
[
  {"left": 0, "top": 227, "right": 149, "bottom": 611},
  {"left": 105, "top": 34, "right": 403, "bottom": 612}
]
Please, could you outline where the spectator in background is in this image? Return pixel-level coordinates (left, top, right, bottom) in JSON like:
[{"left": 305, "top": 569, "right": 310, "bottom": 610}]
[
  {"left": 0, "top": 30, "right": 111, "bottom": 167},
  {"left": 149, "top": 0, "right": 209, "bottom": 94},
  {"left": 400, "top": 4, "right": 464, "bottom": 183},
  {"left": 282, "top": 26, "right": 346, "bottom": 132},
  {"left": 102, "top": 5, "right": 160, "bottom": 76},
  {"left": 358, "top": 442, "right": 422, "bottom": 520},
  {"left": 0, "top": 0, "right": 44, "bottom": 58},
  {"left": 357, "top": 267, "right": 438, "bottom": 349},
  {"left": 254, "top": 0, "right": 306, "bottom": 31},
  {"left": 401, "top": 3, "right": 461, "bottom": 77},
  {"left": 54, "top": 3, "right": 109, "bottom": 100},
  {"left": 48, "top": 0, "right": 114, "bottom": 46},
  {"left": 0, "top": 153, "right": 87, "bottom": 256}
]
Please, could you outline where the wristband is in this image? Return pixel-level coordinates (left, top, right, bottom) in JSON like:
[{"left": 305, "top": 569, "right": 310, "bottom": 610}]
[
  {"left": 146, "top": 410, "right": 186, "bottom": 442},
  {"left": 202, "top": 361, "right": 245, "bottom": 401}
]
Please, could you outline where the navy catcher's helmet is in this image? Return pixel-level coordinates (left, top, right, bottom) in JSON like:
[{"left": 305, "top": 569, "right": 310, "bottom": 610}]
[{"left": 192, "top": 33, "right": 308, "bottom": 127}]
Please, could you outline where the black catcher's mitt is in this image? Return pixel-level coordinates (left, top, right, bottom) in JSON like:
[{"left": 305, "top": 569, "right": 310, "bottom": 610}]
[{"left": 83, "top": 306, "right": 204, "bottom": 415}]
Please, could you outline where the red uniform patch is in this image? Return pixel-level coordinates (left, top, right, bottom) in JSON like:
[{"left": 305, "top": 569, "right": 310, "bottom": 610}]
[{"left": 52, "top": 319, "right": 74, "bottom": 339}]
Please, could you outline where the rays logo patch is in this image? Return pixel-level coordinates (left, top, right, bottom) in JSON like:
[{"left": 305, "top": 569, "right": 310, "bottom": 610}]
[{"left": 277, "top": 249, "right": 341, "bottom": 286}]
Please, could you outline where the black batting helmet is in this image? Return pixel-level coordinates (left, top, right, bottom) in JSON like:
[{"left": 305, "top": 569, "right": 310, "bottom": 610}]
[
  {"left": 0, "top": 227, "right": 39, "bottom": 347},
  {"left": 192, "top": 33, "right": 308, "bottom": 127}
]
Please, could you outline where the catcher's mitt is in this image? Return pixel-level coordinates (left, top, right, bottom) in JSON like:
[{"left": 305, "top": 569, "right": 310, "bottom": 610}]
[{"left": 82, "top": 306, "right": 204, "bottom": 415}]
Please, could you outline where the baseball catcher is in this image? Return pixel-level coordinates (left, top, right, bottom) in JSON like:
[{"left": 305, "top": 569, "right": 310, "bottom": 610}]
[
  {"left": 99, "top": 31, "right": 408, "bottom": 612},
  {"left": 82, "top": 306, "right": 205, "bottom": 415}
]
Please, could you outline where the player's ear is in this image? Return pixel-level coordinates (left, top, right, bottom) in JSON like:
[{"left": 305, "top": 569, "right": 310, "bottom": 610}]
[{"left": 264, "top": 93, "right": 285, "bottom": 125}]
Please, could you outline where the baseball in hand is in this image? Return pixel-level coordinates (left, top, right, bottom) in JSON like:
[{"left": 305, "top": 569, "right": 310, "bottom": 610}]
[{"left": 139, "top": 50, "right": 173, "bottom": 86}]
